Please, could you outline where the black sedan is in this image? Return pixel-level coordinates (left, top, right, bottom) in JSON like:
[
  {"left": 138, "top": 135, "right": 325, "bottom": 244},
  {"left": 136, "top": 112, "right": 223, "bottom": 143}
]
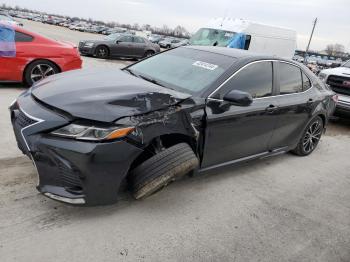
[
  {"left": 10, "top": 46, "right": 337, "bottom": 206},
  {"left": 78, "top": 33, "right": 160, "bottom": 59}
]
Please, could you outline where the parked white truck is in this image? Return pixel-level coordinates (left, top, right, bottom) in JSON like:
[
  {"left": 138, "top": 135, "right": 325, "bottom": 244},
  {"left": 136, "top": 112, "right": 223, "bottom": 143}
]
[
  {"left": 319, "top": 60, "right": 350, "bottom": 116},
  {"left": 189, "top": 18, "right": 297, "bottom": 58}
]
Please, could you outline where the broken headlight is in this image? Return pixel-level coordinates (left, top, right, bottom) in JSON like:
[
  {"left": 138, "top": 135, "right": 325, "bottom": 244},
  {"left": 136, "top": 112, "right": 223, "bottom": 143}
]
[{"left": 51, "top": 124, "right": 135, "bottom": 141}]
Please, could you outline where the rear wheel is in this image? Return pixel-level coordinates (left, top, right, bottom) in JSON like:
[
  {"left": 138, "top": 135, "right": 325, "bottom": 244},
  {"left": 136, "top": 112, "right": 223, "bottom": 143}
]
[
  {"left": 292, "top": 116, "right": 324, "bottom": 156},
  {"left": 130, "top": 143, "right": 199, "bottom": 200},
  {"left": 24, "top": 60, "right": 59, "bottom": 86},
  {"left": 95, "top": 45, "right": 109, "bottom": 59},
  {"left": 144, "top": 50, "right": 155, "bottom": 58}
]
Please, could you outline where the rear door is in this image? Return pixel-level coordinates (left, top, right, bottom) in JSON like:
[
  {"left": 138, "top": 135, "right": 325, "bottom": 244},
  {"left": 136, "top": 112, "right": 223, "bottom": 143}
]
[
  {"left": 268, "top": 61, "right": 315, "bottom": 149},
  {"left": 202, "top": 61, "right": 280, "bottom": 169},
  {"left": 111, "top": 35, "right": 134, "bottom": 57},
  {"left": 132, "top": 36, "right": 147, "bottom": 57}
]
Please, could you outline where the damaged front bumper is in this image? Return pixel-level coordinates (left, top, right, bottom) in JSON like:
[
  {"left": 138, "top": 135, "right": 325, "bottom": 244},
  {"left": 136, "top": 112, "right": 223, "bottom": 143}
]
[{"left": 9, "top": 91, "right": 143, "bottom": 206}]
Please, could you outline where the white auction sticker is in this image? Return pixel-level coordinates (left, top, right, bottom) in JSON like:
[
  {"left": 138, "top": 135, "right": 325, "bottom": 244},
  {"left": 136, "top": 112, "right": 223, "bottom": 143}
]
[{"left": 193, "top": 61, "right": 218, "bottom": 71}]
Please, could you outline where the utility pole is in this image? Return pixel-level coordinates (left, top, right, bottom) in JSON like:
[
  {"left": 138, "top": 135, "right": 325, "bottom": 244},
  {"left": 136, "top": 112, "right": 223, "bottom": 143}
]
[{"left": 304, "top": 18, "right": 318, "bottom": 63}]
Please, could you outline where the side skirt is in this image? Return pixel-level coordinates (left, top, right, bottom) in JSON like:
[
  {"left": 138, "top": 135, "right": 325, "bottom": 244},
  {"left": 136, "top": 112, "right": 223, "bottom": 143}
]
[{"left": 198, "top": 146, "right": 289, "bottom": 173}]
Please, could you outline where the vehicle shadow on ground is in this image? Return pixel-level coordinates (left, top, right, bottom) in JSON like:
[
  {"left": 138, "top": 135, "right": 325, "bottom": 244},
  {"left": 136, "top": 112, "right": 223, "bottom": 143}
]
[{"left": 0, "top": 83, "right": 27, "bottom": 89}]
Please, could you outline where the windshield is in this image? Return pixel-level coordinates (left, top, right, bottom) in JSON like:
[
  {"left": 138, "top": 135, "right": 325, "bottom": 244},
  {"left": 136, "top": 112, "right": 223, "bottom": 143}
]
[
  {"left": 189, "top": 28, "right": 236, "bottom": 47},
  {"left": 343, "top": 61, "right": 350, "bottom": 68},
  {"left": 104, "top": 33, "right": 120, "bottom": 41},
  {"left": 127, "top": 47, "right": 235, "bottom": 94}
]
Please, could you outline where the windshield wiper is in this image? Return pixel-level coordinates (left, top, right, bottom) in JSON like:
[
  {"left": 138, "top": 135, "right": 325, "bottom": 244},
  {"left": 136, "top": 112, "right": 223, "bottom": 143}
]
[
  {"left": 124, "top": 69, "right": 171, "bottom": 89},
  {"left": 137, "top": 74, "right": 165, "bottom": 87},
  {"left": 123, "top": 68, "right": 137, "bottom": 76}
]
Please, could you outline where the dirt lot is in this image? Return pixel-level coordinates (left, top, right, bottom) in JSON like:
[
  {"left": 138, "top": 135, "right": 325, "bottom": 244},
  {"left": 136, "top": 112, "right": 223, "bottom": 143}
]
[{"left": 0, "top": 19, "right": 350, "bottom": 262}]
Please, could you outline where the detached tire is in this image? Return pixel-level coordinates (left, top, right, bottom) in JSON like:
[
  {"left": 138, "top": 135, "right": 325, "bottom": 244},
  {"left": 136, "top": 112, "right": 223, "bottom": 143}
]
[{"left": 130, "top": 143, "right": 199, "bottom": 200}]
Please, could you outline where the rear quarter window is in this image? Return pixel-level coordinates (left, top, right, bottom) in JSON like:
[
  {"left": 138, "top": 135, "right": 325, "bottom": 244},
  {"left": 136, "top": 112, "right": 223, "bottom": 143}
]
[
  {"left": 15, "top": 31, "right": 34, "bottom": 42},
  {"left": 279, "top": 62, "right": 303, "bottom": 94}
]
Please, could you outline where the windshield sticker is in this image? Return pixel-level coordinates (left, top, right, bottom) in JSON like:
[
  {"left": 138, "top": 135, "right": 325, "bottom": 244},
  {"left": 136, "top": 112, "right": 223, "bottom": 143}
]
[{"left": 193, "top": 61, "right": 218, "bottom": 71}]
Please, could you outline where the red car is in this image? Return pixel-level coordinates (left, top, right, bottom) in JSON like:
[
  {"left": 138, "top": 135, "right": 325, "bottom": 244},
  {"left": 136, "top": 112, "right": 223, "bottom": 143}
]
[{"left": 0, "top": 25, "right": 82, "bottom": 86}]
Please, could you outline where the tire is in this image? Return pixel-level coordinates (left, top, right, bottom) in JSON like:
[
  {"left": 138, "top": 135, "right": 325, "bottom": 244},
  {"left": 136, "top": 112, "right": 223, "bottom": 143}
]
[
  {"left": 166, "top": 45, "right": 171, "bottom": 49},
  {"left": 24, "top": 60, "right": 59, "bottom": 86},
  {"left": 144, "top": 50, "right": 155, "bottom": 58},
  {"left": 130, "top": 143, "right": 199, "bottom": 200},
  {"left": 291, "top": 116, "right": 324, "bottom": 156},
  {"left": 95, "top": 45, "right": 109, "bottom": 59}
]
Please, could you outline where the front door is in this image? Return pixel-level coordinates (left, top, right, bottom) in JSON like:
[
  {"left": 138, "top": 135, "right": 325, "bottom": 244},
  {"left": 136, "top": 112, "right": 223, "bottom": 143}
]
[
  {"left": 112, "top": 35, "right": 134, "bottom": 57},
  {"left": 202, "top": 61, "right": 279, "bottom": 169}
]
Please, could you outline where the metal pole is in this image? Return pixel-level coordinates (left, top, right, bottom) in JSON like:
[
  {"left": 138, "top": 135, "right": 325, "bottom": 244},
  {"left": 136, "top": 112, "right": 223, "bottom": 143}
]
[{"left": 304, "top": 18, "right": 318, "bottom": 63}]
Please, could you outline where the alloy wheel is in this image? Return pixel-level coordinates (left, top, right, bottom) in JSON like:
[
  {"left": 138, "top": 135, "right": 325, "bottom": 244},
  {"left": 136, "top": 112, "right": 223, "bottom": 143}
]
[
  {"left": 30, "top": 64, "right": 56, "bottom": 83},
  {"left": 302, "top": 120, "right": 322, "bottom": 154}
]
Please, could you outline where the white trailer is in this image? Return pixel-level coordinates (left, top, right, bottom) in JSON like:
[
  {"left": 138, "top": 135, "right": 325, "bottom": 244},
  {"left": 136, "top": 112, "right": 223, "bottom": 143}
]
[{"left": 189, "top": 18, "right": 297, "bottom": 58}]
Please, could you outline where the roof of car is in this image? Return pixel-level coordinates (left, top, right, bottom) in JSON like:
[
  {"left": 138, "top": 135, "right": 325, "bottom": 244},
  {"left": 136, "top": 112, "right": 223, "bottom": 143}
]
[{"left": 183, "top": 45, "right": 276, "bottom": 60}]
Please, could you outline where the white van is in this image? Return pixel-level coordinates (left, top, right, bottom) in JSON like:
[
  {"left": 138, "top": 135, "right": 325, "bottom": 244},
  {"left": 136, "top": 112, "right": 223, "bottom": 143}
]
[{"left": 189, "top": 18, "right": 297, "bottom": 58}]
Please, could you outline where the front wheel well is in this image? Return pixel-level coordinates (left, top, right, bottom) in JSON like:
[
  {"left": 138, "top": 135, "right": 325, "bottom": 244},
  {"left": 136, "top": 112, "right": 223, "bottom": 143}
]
[{"left": 129, "top": 133, "right": 197, "bottom": 171}]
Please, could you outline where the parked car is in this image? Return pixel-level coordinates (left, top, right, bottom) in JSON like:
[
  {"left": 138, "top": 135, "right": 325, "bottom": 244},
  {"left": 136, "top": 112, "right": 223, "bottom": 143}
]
[
  {"left": 170, "top": 39, "right": 189, "bottom": 48},
  {"left": 79, "top": 34, "right": 160, "bottom": 59},
  {"left": 318, "top": 60, "right": 350, "bottom": 116},
  {"left": 0, "top": 12, "right": 23, "bottom": 26},
  {"left": 101, "top": 27, "right": 124, "bottom": 35},
  {"left": 10, "top": 46, "right": 336, "bottom": 205},
  {"left": 0, "top": 25, "right": 82, "bottom": 86},
  {"left": 159, "top": 37, "right": 181, "bottom": 48},
  {"left": 148, "top": 34, "right": 164, "bottom": 44}
]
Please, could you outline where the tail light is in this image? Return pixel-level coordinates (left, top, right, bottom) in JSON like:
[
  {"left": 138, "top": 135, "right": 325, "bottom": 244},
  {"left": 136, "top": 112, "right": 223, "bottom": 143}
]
[{"left": 332, "top": 94, "right": 338, "bottom": 104}]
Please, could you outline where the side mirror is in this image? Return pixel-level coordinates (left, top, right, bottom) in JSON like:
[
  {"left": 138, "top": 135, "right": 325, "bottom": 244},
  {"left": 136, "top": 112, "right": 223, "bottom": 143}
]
[
  {"left": 116, "top": 40, "right": 121, "bottom": 44},
  {"left": 223, "top": 90, "right": 253, "bottom": 106}
]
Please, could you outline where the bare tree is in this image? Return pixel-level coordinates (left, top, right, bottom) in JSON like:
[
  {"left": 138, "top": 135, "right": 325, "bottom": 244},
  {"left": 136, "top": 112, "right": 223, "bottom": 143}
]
[{"left": 326, "top": 44, "right": 345, "bottom": 56}]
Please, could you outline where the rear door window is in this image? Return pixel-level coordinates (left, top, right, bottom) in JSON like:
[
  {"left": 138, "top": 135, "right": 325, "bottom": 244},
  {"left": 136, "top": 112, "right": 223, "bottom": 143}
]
[
  {"left": 133, "top": 37, "right": 145, "bottom": 43},
  {"left": 119, "top": 36, "right": 133, "bottom": 43},
  {"left": 302, "top": 72, "right": 312, "bottom": 91},
  {"left": 279, "top": 62, "right": 303, "bottom": 94}
]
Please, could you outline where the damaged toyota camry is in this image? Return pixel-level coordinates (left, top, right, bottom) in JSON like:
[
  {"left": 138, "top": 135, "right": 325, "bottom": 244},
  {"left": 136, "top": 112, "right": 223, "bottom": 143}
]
[{"left": 10, "top": 46, "right": 337, "bottom": 206}]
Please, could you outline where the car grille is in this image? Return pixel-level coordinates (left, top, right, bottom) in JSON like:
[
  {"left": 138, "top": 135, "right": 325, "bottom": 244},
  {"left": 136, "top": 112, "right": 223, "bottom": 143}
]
[
  {"left": 327, "top": 75, "right": 350, "bottom": 96},
  {"left": 16, "top": 110, "right": 37, "bottom": 129},
  {"left": 58, "top": 162, "right": 83, "bottom": 190}
]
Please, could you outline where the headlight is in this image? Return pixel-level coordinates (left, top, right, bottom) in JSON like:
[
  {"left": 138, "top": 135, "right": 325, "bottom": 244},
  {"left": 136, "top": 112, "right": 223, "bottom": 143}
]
[
  {"left": 318, "top": 73, "right": 327, "bottom": 82},
  {"left": 51, "top": 124, "right": 135, "bottom": 141},
  {"left": 84, "top": 42, "right": 95, "bottom": 48}
]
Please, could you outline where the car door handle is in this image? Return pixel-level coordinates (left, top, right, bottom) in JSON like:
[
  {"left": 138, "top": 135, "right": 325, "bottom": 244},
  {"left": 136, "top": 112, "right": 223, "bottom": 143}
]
[{"left": 265, "top": 104, "right": 278, "bottom": 113}]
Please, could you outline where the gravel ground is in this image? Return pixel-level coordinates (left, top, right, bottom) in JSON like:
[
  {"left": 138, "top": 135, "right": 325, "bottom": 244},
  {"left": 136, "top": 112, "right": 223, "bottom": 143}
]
[{"left": 0, "top": 19, "right": 350, "bottom": 262}]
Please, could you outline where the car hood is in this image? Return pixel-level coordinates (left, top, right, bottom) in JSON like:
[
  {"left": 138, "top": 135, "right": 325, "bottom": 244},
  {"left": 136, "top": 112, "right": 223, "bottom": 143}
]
[
  {"left": 31, "top": 69, "right": 191, "bottom": 122},
  {"left": 321, "top": 66, "right": 350, "bottom": 76}
]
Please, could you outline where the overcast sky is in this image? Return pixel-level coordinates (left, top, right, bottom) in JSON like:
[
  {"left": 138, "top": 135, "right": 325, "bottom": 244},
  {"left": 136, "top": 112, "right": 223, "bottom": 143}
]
[{"left": 2, "top": 0, "right": 349, "bottom": 51}]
